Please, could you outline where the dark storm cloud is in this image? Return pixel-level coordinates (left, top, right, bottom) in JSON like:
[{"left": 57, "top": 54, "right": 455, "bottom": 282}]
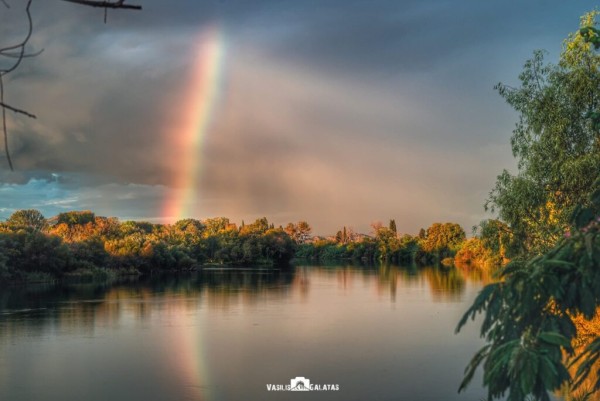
[
  {"left": 228, "top": 0, "right": 590, "bottom": 75},
  {"left": 0, "top": 0, "right": 596, "bottom": 233},
  {"left": 1, "top": 5, "right": 194, "bottom": 183}
]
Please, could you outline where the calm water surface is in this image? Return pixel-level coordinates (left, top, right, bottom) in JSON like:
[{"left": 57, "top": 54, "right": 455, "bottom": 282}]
[{"left": 0, "top": 265, "right": 493, "bottom": 401}]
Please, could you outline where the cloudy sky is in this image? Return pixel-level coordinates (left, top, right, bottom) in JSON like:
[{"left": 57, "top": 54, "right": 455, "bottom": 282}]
[{"left": 0, "top": 0, "right": 595, "bottom": 235}]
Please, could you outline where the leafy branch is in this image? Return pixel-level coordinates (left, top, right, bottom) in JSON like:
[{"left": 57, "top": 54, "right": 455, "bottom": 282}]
[{"left": 458, "top": 12, "right": 600, "bottom": 401}]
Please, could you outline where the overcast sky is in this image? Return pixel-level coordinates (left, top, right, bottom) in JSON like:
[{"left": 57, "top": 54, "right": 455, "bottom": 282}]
[{"left": 0, "top": 0, "right": 595, "bottom": 235}]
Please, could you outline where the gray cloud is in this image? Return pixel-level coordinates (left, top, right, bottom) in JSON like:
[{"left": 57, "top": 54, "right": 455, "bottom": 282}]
[{"left": 0, "top": 0, "right": 593, "bottom": 234}]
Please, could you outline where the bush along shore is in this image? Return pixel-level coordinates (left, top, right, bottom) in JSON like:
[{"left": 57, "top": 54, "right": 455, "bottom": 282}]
[{"left": 0, "top": 210, "right": 507, "bottom": 283}]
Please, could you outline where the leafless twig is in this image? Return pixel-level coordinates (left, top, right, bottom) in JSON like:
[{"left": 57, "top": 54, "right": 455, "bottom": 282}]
[
  {"left": 0, "top": 0, "right": 141, "bottom": 170},
  {"left": 0, "top": 77, "right": 12, "bottom": 170},
  {"left": 60, "top": 0, "right": 142, "bottom": 10},
  {"left": 0, "top": 0, "right": 34, "bottom": 76},
  {"left": 0, "top": 48, "right": 44, "bottom": 58},
  {"left": 60, "top": 0, "right": 142, "bottom": 23},
  {"left": 0, "top": 0, "right": 34, "bottom": 171},
  {"left": 0, "top": 102, "right": 37, "bottom": 118}
]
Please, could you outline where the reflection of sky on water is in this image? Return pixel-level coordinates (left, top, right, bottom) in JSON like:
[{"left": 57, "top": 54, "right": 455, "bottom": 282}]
[{"left": 0, "top": 265, "right": 490, "bottom": 401}]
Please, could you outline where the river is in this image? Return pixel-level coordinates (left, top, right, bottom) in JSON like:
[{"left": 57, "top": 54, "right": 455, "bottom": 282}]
[{"left": 0, "top": 264, "right": 492, "bottom": 401}]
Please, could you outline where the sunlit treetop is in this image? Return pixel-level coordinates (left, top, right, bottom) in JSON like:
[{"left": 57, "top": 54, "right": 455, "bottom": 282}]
[{"left": 563, "top": 10, "right": 600, "bottom": 68}]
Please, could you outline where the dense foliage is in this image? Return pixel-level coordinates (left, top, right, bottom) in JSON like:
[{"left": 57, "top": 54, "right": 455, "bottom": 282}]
[
  {"left": 0, "top": 211, "right": 295, "bottom": 282},
  {"left": 458, "top": 11, "right": 600, "bottom": 401},
  {"left": 0, "top": 208, "right": 504, "bottom": 282},
  {"left": 296, "top": 221, "right": 481, "bottom": 265},
  {"left": 486, "top": 12, "right": 600, "bottom": 257},
  {"left": 458, "top": 184, "right": 600, "bottom": 401}
]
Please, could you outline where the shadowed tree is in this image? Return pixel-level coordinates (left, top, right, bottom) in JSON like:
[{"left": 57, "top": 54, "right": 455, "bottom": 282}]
[
  {"left": 389, "top": 219, "right": 397, "bottom": 234},
  {"left": 6, "top": 209, "right": 47, "bottom": 231},
  {"left": 57, "top": 210, "right": 95, "bottom": 226}
]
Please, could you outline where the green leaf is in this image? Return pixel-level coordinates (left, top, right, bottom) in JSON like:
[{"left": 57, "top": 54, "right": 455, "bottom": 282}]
[
  {"left": 456, "top": 283, "right": 499, "bottom": 334},
  {"left": 575, "top": 209, "right": 593, "bottom": 229},
  {"left": 538, "top": 332, "right": 571, "bottom": 348},
  {"left": 518, "top": 350, "right": 539, "bottom": 395},
  {"left": 459, "top": 344, "right": 491, "bottom": 393},
  {"left": 538, "top": 355, "right": 559, "bottom": 389}
]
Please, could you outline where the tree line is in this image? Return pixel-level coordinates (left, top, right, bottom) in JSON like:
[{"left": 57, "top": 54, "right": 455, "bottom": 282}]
[
  {"left": 0, "top": 210, "right": 295, "bottom": 282},
  {"left": 297, "top": 220, "right": 505, "bottom": 266},
  {"left": 0, "top": 208, "right": 508, "bottom": 283}
]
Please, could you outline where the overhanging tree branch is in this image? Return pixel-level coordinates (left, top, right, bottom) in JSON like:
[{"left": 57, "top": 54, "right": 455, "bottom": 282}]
[
  {"left": 0, "top": 77, "right": 13, "bottom": 171},
  {"left": 0, "top": 0, "right": 141, "bottom": 170},
  {"left": 0, "top": 0, "right": 34, "bottom": 171},
  {"left": 0, "top": 102, "right": 36, "bottom": 119},
  {"left": 60, "top": 0, "right": 142, "bottom": 10}
]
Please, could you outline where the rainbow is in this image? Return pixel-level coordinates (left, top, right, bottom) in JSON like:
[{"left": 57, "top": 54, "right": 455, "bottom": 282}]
[
  {"left": 167, "top": 301, "right": 213, "bottom": 401},
  {"left": 163, "top": 25, "right": 227, "bottom": 222}
]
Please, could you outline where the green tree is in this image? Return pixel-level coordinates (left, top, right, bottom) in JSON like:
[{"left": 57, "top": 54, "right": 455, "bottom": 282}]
[
  {"left": 57, "top": 210, "right": 95, "bottom": 226},
  {"left": 7, "top": 209, "right": 47, "bottom": 231},
  {"left": 479, "top": 219, "right": 512, "bottom": 264},
  {"left": 454, "top": 237, "right": 488, "bottom": 266},
  {"left": 486, "top": 11, "right": 600, "bottom": 257},
  {"left": 262, "top": 228, "right": 295, "bottom": 265},
  {"left": 422, "top": 222, "right": 465, "bottom": 259},
  {"left": 284, "top": 221, "right": 312, "bottom": 244},
  {"left": 174, "top": 218, "right": 205, "bottom": 234},
  {"left": 457, "top": 189, "right": 600, "bottom": 401},
  {"left": 459, "top": 11, "right": 600, "bottom": 401},
  {"left": 119, "top": 220, "right": 153, "bottom": 236},
  {"left": 374, "top": 226, "right": 400, "bottom": 262},
  {"left": 334, "top": 226, "right": 354, "bottom": 244},
  {"left": 68, "top": 237, "right": 109, "bottom": 268},
  {"left": 0, "top": 230, "right": 71, "bottom": 276},
  {"left": 0, "top": 247, "right": 10, "bottom": 281},
  {"left": 398, "top": 234, "right": 420, "bottom": 264},
  {"left": 203, "top": 217, "right": 231, "bottom": 237},
  {"left": 239, "top": 217, "right": 269, "bottom": 236}
]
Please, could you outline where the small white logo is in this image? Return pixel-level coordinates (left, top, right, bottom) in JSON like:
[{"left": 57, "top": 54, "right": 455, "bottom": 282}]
[
  {"left": 290, "top": 377, "right": 310, "bottom": 391},
  {"left": 265, "top": 376, "right": 340, "bottom": 392}
]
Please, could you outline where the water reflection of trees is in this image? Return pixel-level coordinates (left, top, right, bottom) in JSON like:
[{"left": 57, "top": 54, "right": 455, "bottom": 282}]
[
  {"left": 422, "top": 266, "right": 466, "bottom": 302},
  {"left": 0, "top": 264, "right": 491, "bottom": 340},
  {"left": 298, "top": 264, "right": 490, "bottom": 302},
  {"left": 377, "top": 265, "right": 473, "bottom": 302},
  {"left": 454, "top": 261, "right": 497, "bottom": 283},
  {"left": 0, "top": 269, "right": 295, "bottom": 340}
]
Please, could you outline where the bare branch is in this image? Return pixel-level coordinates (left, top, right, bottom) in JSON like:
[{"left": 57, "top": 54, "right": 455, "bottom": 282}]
[
  {"left": 0, "top": 102, "right": 37, "bottom": 119},
  {"left": 0, "top": 0, "right": 34, "bottom": 75},
  {"left": 0, "top": 0, "right": 34, "bottom": 170},
  {"left": 0, "top": 48, "right": 44, "bottom": 58},
  {"left": 60, "top": 0, "right": 142, "bottom": 10},
  {"left": 0, "top": 76, "right": 13, "bottom": 171},
  {"left": 0, "top": 0, "right": 141, "bottom": 170}
]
